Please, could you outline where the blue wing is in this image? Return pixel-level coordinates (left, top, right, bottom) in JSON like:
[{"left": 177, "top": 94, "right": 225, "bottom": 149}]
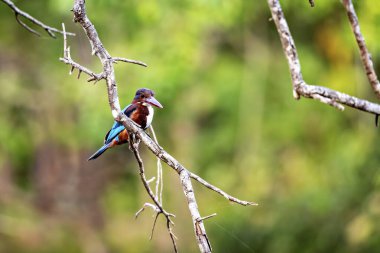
[{"left": 104, "top": 104, "right": 137, "bottom": 144}]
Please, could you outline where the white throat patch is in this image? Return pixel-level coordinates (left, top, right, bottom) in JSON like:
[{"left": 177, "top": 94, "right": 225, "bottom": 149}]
[{"left": 145, "top": 104, "right": 154, "bottom": 128}]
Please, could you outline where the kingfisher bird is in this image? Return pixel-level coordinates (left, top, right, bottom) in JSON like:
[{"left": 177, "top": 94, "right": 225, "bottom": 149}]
[{"left": 88, "top": 88, "right": 163, "bottom": 160}]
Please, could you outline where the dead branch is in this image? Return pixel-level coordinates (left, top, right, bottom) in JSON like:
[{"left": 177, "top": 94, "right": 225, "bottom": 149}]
[
  {"left": 59, "top": 24, "right": 105, "bottom": 83},
  {"left": 267, "top": 0, "right": 380, "bottom": 115},
  {"left": 149, "top": 126, "right": 164, "bottom": 205},
  {"left": 197, "top": 213, "right": 217, "bottom": 222},
  {"left": 112, "top": 57, "right": 148, "bottom": 67},
  {"left": 129, "top": 139, "right": 177, "bottom": 252},
  {"left": 60, "top": 1, "right": 255, "bottom": 252},
  {"left": 120, "top": 119, "right": 256, "bottom": 207},
  {"left": 1, "top": 0, "right": 75, "bottom": 38},
  {"left": 342, "top": 0, "right": 380, "bottom": 98},
  {"left": 188, "top": 171, "right": 258, "bottom": 206}
]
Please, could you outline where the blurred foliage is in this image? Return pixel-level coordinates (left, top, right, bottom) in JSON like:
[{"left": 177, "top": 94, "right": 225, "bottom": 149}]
[{"left": 0, "top": 0, "right": 380, "bottom": 252}]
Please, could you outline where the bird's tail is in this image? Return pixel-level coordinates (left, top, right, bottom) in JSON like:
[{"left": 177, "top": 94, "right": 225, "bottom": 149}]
[{"left": 88, "top": 143, "right": 111, "bottom": 161}]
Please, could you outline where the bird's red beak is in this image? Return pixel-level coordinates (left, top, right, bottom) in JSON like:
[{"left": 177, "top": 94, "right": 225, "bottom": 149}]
[{"left": 146, "top": 97, "right": 163, "bottom": 108}]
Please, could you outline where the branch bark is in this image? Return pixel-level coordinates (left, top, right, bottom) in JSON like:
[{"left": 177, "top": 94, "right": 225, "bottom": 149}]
[
  {"left": 342, "top": 0, "right": 380, "bottom": 98},
  {"left": 267, "top": 0, "right": 380, "bottom": 115},
  {"left": 60, "top": 1, "right": 255, "bottom": 252},
  {"left": 1, "top": 0, "right": 75, "bottom": 38},
  {"left": 129, "top": 138, "right": 177, "bottom": 253}
]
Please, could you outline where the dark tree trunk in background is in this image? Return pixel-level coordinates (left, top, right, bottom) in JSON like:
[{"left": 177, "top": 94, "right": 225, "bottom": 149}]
[{"left": 33, "top": 143, "right": 117, "bottom": 228}]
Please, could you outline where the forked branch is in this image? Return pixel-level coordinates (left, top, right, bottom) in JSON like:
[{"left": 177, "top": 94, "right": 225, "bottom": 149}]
[
  {"left": 1, "top": 0, "right": 75, "bottom": 38},
  {"left": 267, "top": 0, "right": 380, "bottom": 115},
  {"left": 59, "top": 23, "right": 145, "bottom": 84},
  {"left": 59, "top": 24, "right": 105, "bottom": 83},
  {"left": 129, "top": 138, "right": 177, "bottom": 253}
]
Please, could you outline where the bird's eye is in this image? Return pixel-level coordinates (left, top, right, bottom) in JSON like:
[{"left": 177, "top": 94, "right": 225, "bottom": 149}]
[{"left": 141, "top": 94, "right": 145, "bottom": 98}]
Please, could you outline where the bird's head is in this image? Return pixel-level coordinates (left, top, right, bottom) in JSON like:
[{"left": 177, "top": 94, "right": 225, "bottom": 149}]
[{"left": 132, "top": 88, "right": 163, "bottom": 108}]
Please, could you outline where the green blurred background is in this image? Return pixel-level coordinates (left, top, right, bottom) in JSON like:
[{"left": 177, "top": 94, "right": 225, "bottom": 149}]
[{"left": 0, "top": 0, "right": 379, "bottom": 252}]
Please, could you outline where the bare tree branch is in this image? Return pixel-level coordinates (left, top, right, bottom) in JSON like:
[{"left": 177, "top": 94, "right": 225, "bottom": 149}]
[
  {"left": 122, "top": 122, "right": 257, "bottom": 206},
  {"left": 112, "top": 57, "right": 148, "bottom": 67},
  {"left": 149, "top": 126, "right": 164, "bottom": 205},
  {"left": 59, "top": 24, "right": 105, "bottom": 83},
  {"left": 309, "top": 94, "right": 344, "bottom": 111},
  {"left": 267, "top": 0, "right": 380, "bottom": 115},
  {"left": 14, "top": 12, "right": 40, "bottom": 37},
  {"left": 59, "top": 24, "right": 146, "bottom": 82},
  {"left": 298, "top": 84, "right": 380, "bottom": 114},
  {"left": 129, "top": 138, "right": 177, "bottom": 253},
  {"left": 135, "top": 202, "right": 159, "bottom": 219},
  {"left": 60, "top": 1, "right": 256, "bottom": 252},
  {"left": 197, "top": 213, "right": 217, "bottom": 222},
  {"left": 342, "top": 0, "right": 380, "bottom": 98},
  {"left": 119, "top": 122, "right": 256, "bottom": 252},
  {"left": 188, "top": 171, "right": 257, "bottom": 206},
  {"left": 1, "top": 0, "right": 75, "bottom": 38}
]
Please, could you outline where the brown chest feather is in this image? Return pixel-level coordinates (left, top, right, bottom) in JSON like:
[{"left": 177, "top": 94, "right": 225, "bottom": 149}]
[{"left": 130, "top": 105, "right": 149, "bottom": 129}]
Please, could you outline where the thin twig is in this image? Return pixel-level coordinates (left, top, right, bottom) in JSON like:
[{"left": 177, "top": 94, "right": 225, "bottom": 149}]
[
  {"left": 15, "top": 13, "right": 40, "bottom": 36},
  {"left": 188, "top": 171, "right": 258, "bottom": 206},
  {"left": 146, "top": 177, "right": 156, "bottom": 184},
  {"left": 267, "top": 0, "right": 380, "bottom": 115},
  {"left": 310, "top": 94, "right": 344, "bottom": 111},
  {"left": 135, "top": 203, "right": 160, "bottom": 219},
  {"left": 130, "top": 139, "right": 177, "bottom": 253},
  {"left": 1, "top": 0, "right": 75, "bottom": 38},
  {"left": 112, "top": 57, "right": 148, "bottom": 67},
  {"left": 135, "top": 203, "right": 161, "bottom": 240},
  {"left": 197, "top": 213, "right": 217, "bottom": 222},
  {"left": 150, "top": 213, "right": 160, "bottom": 240},
  {"left": 131, "top": 142, "right": 175, "bottom": 219},
  {"left": 342, "top": 0, "right": 380, "bottom": 98},
  {"left": 150, "top": 126, "right": 164, "bottom": 204},
  {"left": 59, "top": 23, "right": 105, "bottom": 83}
]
